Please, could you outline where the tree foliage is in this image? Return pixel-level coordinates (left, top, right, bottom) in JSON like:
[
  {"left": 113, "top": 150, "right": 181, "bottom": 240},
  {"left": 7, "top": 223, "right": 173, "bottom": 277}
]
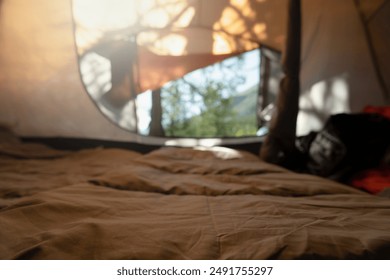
[{"left": 161, "top": 53, "right": 258, "bottom": 137}]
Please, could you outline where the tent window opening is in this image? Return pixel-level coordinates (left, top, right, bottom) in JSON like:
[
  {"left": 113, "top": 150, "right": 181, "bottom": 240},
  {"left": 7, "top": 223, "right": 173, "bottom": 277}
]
[
  {"left": 78, "top": 45, "right": 281, "bottom": 138},
  {"left": 145, "top": 49, "right": 259, "bottom": 138},
  {"left": 138, "top": 47, "right": 282, "bottom": 138}
]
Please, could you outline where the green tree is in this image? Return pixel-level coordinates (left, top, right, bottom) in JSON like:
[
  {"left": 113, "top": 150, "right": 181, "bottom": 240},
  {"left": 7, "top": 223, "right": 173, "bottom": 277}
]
[{"left": 161, "top": 53, "right": 258, "bottom": 137}]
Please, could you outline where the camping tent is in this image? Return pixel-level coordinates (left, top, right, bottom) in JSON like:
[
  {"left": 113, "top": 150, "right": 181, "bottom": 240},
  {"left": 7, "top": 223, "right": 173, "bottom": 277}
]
[
  {"left": 1, "top": 0, "right": 390, "bottom": 261},
  {"left": 0, "top": 0, "right": 389, "bottom": 149}
]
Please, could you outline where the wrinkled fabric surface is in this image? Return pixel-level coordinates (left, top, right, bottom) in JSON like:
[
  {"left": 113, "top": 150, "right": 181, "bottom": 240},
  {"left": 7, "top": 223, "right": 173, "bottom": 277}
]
[{"left": 1, "top": 134, "right": 390, "bottom": 259}]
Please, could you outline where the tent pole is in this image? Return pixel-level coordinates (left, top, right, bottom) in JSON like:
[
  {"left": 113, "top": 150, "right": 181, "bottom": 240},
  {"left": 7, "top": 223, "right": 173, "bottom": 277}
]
[{"left": 259, "top": 0, "right": 301, "bottom": 167}]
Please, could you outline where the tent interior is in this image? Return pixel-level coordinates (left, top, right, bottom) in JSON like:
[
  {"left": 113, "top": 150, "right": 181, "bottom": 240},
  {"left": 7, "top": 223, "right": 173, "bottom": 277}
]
[
  {"left": 0, "top": 0, "right": 390, "bottom": 259},
  {"left": 0, "top": 0, "right": 389, "bottom": 145}
]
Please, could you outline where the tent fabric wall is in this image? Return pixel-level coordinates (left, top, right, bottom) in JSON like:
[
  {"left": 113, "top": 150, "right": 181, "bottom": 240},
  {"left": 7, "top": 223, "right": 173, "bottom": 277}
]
[
  {"left": 366, "top": 0, "right": 390, "bottom": 100},
  {"left": 0, "top": 0, "right": 389, "bottom": 144},
  {"left": 358, "top": 0, "right": 387, "bottom": 20},
  {"left": 297, "top": 0, "right": 389, "bottom": 136},
  {"left": 0, "top": 0, "right": 138, "bottom": 141}
]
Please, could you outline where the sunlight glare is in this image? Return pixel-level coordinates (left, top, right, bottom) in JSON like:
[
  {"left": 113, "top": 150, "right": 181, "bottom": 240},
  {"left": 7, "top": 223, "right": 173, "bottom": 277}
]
[
  {"left": 330, "top": 76, "right": 350, "bottom": 111},
  {"left": 231, "top": 0, "right": 255, "bottom": 18},
  {"left": 212, "top": 32, "right": 232, "bottom": 54},
  {"left": 142, "top": 9, "right": 170, "bottom": 28},
  {"left": 212, "top": 1, "right": 262, "bottom": 54},
  {"left": 194, "top": 146, "right": 243, "bottom": 159},
  {"left": 253, "top": 23, "right": 267, "bottom": 40},
  {"left": 149, "top": 34, "right": 188, "bottom": 56},
  {"left": 173, "top": 7, "right": 196, "bottom": 27},
  {"left": 297, "top": 75, "right": 350, "bottom": 135},
  {"left": 73, "top": 0, "right": 137, "bottom": 30},
  {"left": 165, "top": 138, "right": 222, "bottom": 147},
  {"left": 139, "top": 0, "right": 194, "bottom": 28}
]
